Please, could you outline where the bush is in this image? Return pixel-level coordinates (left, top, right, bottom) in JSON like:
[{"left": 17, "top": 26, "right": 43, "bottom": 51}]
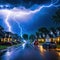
[{"left": 0, "top": 42, "right": 12, "bottom": 46}]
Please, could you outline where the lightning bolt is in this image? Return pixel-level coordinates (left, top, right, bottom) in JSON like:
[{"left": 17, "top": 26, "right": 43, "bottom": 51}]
[
  {"left": 14, "top": 20, "right": 23, "bottom": 37},
  {"left": 4, "top": 10, "right": 23, "bottom": 37},
  {"left": 0, "top": 0, "right": 60, "bottom": 37},
  {"left": 5, "top": 11, "right": 12, "bottom": 32}
]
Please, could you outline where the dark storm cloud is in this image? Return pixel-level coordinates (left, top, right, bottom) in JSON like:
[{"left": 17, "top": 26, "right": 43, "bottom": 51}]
[
  {"left": 23, "top": 0, "right": 51, "bottom": 4},
  {"left": 23, "top": 0, "right": 51, "bottom": 8},
  {"left": 0, "top": 0, "right": 51, "bottom": 4},
  {"left": 0, "top": 0, "right": 51, "bottom": 7}
]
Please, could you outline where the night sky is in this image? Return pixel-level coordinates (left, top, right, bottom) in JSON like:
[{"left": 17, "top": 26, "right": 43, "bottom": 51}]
[{"left": 0, "top": 0, "right": 60, "bottom": 36}]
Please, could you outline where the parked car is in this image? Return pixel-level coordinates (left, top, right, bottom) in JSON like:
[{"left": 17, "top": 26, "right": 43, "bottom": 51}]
[{"left": 42, "top": 42, "right": 57, "bottom": 49}]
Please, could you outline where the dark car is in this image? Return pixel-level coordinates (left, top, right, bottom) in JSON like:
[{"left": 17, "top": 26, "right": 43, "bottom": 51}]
[{"left": 43, "top": 42, "right": 57, "bottom": 49}]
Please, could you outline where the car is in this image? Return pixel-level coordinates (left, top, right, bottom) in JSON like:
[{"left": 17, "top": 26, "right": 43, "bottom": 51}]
[
  {"left": 34, "top": 40, "right": 39, "bottom": 45},
  {"left": 42, "top": 42, "right": 57, "bottom": 49}
]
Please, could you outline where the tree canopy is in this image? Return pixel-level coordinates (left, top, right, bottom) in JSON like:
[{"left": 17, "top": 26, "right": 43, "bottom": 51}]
[{"left": 52, "top": 8, "right": 60, "bottom": 23}]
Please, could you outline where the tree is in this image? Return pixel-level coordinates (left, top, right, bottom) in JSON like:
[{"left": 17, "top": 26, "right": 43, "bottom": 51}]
[
  {"left": 38, "top": 27, "right": 49, "bottom": 38},
  {"left": 23, "top": 34, "right": 28, "bottom": 40},
  {"left": 29, "top": 34, "right": 36, "bottom": 42},
  {"left": 36, "top": 32, "right": 39, "bottom": 40},
  {"left": 52, "top": 8, "right": 60, "bottom": 37},
  {"left": 0, "top": 25, "right": 4, "bottom": 42},
  {"left": 56, "top": 27, "right": 60, "bottom": 31},
  {"left": 50, "top": 27, "right": 56, "bottom": 33},
  {"left": 0, "top": 25, "right": 4, "bottom": 31},
  {"left": 49, "top": 27, "right": 56, "bottom": 38},
  {"left": 38, "top": 27, "right": 49, "bottom": 34},
  {"left": 52, "top": 8, "right": 60, "bottom": 23}
]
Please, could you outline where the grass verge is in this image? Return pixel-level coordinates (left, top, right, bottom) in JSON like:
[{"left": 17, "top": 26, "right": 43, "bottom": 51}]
[{"left": 0, "top": 45, "right": 8, "bottom": 50}]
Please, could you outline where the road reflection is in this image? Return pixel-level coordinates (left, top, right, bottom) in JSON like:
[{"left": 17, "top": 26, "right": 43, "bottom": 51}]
[
  {"left": 38, "top": 45, "right": 46, "bottom": 56},
  {"left": 57, "top": 52, "right": 60, "bottom": 56},
  {"left": 57, "top": 52, "right": 60, "bottom": 60},
  {"left": 0, "top": 45, "right": 60, "bottom": 60},
  {"left": 38, "top": 45, "right": 60, "bottom": 60}
]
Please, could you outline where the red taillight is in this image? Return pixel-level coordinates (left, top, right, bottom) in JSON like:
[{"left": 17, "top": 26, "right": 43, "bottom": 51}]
[{"left": 34, "top": 41, "right": 38, "bottom": 45}]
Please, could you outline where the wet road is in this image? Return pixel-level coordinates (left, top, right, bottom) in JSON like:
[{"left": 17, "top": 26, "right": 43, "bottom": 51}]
[{"left": 0, "top": 44, "right": 60, "bottom": 60}]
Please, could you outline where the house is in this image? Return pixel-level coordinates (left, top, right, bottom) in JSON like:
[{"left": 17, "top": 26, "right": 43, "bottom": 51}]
[
  {"left": 55, "top": 30, "right": 60, "bottom": 44},
  {"left": 3, "top": 32, "right": 13, "bottom": 42},
  {"left": 0, "top": 30, "right": 5, "bottom": 42},
  {"left": 38, "top": 33, "right": 45, "bottom": 43}
]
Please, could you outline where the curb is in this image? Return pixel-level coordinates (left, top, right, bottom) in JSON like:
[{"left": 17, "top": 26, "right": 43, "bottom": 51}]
[{"left": 0, "top": 44, "right": 21, "bottom": 56}]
